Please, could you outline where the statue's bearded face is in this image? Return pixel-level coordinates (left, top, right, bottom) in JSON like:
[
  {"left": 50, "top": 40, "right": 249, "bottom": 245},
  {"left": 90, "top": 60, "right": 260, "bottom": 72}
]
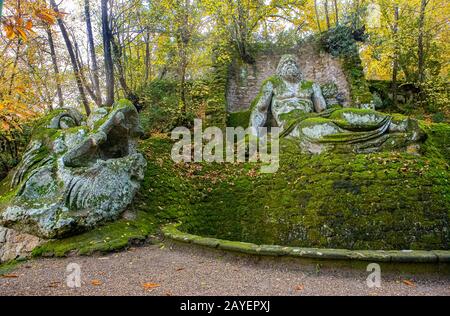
[{"left": 277, "top": 57, "right": 302, "bottom": 82}]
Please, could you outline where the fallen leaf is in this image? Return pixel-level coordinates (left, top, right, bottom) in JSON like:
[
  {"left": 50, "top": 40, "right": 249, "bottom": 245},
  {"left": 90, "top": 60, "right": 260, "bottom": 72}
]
[
  {"left": 176, "top": 267, "right": 185, "bottom": 271},
  {"left": 91, "top": 279, "right": 102, "bottom": 286},
  {"left": 402, "top": 280, "right": 415, "bottom": 287},
  {"left": 143, "top": 283, "right": 161, "bottom": 290},
  {"left": 47, "top": 281, "right": 60, "bottom": 288},
  {"left": 295, "top": 284, "right": 304, "bottom": 291},
  {"left": 1, "top": 274, "right": 19, "bottom": 278}
]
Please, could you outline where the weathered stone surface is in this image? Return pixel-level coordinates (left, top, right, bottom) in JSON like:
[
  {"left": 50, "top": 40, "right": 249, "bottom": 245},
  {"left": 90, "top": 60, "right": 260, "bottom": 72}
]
[
  {"left": 388, "top": 250, "right": 438, "bottom": 263},
  {"left": 0, "top": 99, "right": 147, "bottom": 239},
  {"left": 162, "top": 224, "right": 450, "bottom": 263},
  {"left": 217, "top": 240, "right": 260, "bottom": 255},
  {"left": 433, "top": 251, "right": 450, "bottom": 263},
  {"left": 0, "top": 226, "right": 43, "bottom": 263}
]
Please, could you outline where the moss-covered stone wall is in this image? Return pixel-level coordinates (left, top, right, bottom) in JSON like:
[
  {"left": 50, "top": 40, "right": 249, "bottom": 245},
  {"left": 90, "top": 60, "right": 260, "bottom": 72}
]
[{"left": 137, "top": 122, "right": 450, "bottom": 251}]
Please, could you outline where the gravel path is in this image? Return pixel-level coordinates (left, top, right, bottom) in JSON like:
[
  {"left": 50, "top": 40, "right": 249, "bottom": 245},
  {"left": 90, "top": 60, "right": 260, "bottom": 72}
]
[{"left": 1, "top": 242, "right": 449, "bottom": 296}]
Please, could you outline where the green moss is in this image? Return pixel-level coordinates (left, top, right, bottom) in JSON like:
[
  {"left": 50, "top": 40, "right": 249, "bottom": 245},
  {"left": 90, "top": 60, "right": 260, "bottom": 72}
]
[
  {"left": 137, "top": 127, "right": 449, "bottom": 251},
  {"left": 420, "top": 122, "right": 450, "bottom": 161},
  {"left": 0, "top": 259, "right": 21, "bottom": 276},
  {"left": 301, "top": 81, "right": 313, "bottom": 90},
  {"left": 227, "top": 111, "right": 251, "bottom": 128},
  {"left": 341, "top": 55, "right": 373, "bottom": 105},
  {"left": 31, "top": 211, "right": 157, "bottom": 257},
  {"left": 299, "top": 117, "right": 333, "bottom": 126},
  {"left": 329, "top": 108, "right": 379, "bottom": 118}
]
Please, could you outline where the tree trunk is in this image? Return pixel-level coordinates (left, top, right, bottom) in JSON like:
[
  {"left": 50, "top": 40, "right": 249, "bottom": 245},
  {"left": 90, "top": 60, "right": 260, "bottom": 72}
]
[
  {"left": 177, "top": 0, "right": 191, "bottom": 112},
  {"left": 102, "top": 0, "right": 115, "bottom": 107},
  {"left": 179, "top": 60, "right": 187, "bottom": 113},
  {"left": 72, "top": 31, "right": 98, "bottom": 104},
  {"left": 392, "top": 4, "right": 399, "bottom": 108},
  {"left": 314, "top": 0, "right": 322, "bottom": 32},
  {"left": 177, "top": 38, "right": 188, "bottom": 113},
  {"left": 50, "top": 0, "right": 90, "bottom": 115},
  {"left": 84, "top": 0, "right": 102, "bottom": 106},
  {"left": 8, "top": 42, "right": 20, "bottom": 96},
  {"left": 333, "top": 0, "right": 339, "bottom": 25},
  {"left": 417, "top": 0, "right": 427, "bottom": 84},
  {"left": 46, "top": 26, "right": 64, "bottom": 108},
  {"left": 324, "top": 0, "right": 331, "bottom": 30},
  {"left": 144, "top": 29, "right": 151, "bottom": 82},
  {"left": 111, "top": 36, "right": 131, "bottom": 98}
]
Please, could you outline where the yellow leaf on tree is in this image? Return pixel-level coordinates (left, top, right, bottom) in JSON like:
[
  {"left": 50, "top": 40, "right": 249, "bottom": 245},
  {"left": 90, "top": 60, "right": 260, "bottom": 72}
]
[
  {"left": 35, "top": 10, "right": 57, "bottom": 25},
  {"left": 25, "top": 20, "right": 33, "bottom": 30},
  {"left": 16, "top": 27, "right": 28, "bottom": 41}
]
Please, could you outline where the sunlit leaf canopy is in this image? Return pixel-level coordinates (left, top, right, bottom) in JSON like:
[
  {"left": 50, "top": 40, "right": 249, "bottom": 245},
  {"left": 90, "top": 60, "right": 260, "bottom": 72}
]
[{"left": 0, "top": 0, "right": 448, "bottom": 132}]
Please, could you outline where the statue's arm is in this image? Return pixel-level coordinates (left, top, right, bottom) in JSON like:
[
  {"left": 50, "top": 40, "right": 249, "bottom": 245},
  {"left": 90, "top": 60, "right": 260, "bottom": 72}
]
[
  {"left": 312, "top": 83, "right": 327, "bottom": 113},
  {"left": 249, "top": 81, "right": 274, "bottom": 136}
]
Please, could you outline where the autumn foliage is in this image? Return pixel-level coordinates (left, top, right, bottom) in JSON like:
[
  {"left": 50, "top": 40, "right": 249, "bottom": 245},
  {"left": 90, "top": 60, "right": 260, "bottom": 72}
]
[
  {"left": 1, "top": 0, "right": 58, "bottom": 41},
  {"left": 0, "top": 0, "right": 59, "bottom": 131}
]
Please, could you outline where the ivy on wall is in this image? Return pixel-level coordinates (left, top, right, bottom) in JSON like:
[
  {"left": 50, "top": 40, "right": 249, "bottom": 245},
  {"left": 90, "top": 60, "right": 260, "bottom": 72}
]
[{"left": 319, "top": 25, "right": 373, "bottom": 106}]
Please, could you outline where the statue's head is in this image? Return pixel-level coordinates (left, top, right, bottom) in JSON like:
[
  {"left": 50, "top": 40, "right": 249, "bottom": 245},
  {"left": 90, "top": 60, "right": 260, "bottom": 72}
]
[
  {"left": 0, "top": 100, "right": 146, "bottom": 239},
  {"left": 276, "top": 54, "right": 303, "bottom": 82}
]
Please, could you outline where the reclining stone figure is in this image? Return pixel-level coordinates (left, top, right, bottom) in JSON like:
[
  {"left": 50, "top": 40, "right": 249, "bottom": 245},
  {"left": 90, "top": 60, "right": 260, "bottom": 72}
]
[{"left": 249, "top": 54, "right": 425, "bottom": 154}]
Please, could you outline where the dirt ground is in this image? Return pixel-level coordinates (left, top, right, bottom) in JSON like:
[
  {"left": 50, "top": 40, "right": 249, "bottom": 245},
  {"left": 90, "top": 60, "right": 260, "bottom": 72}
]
[{"left": 1, "top": 242, "right": 449, "bottom": 296}]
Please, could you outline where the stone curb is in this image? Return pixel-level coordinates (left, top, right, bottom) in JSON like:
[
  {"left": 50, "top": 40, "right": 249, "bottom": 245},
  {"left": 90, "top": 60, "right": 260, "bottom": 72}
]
[{"left": 162, "top": 224, "right": 450, "bottom": 264}]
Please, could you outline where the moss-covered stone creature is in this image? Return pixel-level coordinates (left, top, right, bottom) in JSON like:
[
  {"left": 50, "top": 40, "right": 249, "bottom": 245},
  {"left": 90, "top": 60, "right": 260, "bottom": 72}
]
[
  {"left": 0, "top": 99, "right": 146, "bottom": 239},
  {"left": 249, "top": 55, "right": 425, "bottom": 154}
]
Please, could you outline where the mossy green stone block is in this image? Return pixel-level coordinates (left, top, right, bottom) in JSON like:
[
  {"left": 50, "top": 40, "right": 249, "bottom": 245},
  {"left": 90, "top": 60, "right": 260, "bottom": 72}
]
[
  {"left": 218, "top": 240, "right": 259, "bottom": 254},
  {"left": 388, "top": 250, "right": 438, "bottom": 263},
  {"left": 193, "top": 237, "right": 221, "bottom": 248},
  {"left": 432, "top": 251, "right": 450, "bottom": 263},
  {"left": 348, "top": 250, "right": 392, "bottom": 262},
  {"left": 228, "top": 111, "right": 251, "bottom": 128},
  {"left": 257, "top": 245, "right": 289, "bottom": 256},
  {"left": 161, "top": 224, "right": 181, "bottom": 235},
  {"left": 288, "top": 248, "right": 326, "bottom": 259},
  {"left": 313, "top": 249, "right": 354, "bottom": 260},
  {"left": 171, "top": 233, "right": 197, "bottom": 243}
]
